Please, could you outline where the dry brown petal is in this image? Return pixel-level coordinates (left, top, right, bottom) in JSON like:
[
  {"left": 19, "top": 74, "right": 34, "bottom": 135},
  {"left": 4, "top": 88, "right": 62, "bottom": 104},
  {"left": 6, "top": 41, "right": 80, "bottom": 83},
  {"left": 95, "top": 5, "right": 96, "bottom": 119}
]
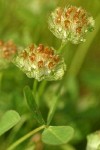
[
  {"left": 64, "top": 20, "right": 70, "bottom": 28},
  {"left": 29, "top": 53, "right": 36, "bottom": 62},
  {"left": 48, "top": 61, "right": 55, "bottom": 69},
  {"left": 37, "top": 44, "right": 44, "bottom": 52},
  {"left": 21, "top": 51, "right": 28, "bottom": 59},
  {"left": 53, "top": 55, "right": 60, "bottom": 63},
  {"left": 56, "top": 7, "right": 63, "bottom": 16},
  {"left": 0, "top": 40, "right": 4, "bottom": 47},
  {"left": 29, "top": 44, "right": 34, "bottom": 52},
  {"left": 38, "top": 60, "right": 44, "bottom": 68}
]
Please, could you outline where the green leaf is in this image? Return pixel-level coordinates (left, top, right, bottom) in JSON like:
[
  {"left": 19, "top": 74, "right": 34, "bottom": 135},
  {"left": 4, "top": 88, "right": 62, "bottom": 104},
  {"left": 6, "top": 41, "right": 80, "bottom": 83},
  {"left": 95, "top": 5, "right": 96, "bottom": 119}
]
[
  {"left": 0, "top": 110, "right": 21, "bottom": 136},
  {"left": 42, "top": 126, "right": 74, "bottom": 145},
  {"left": 24, "top": 86, "right": 45, "bottom": 125},
  {"left": 47, "top": 95, "right": 59, "bottom": 125},
  {"left": 61, "top": 144, "right": 76, "bottom": 150}
]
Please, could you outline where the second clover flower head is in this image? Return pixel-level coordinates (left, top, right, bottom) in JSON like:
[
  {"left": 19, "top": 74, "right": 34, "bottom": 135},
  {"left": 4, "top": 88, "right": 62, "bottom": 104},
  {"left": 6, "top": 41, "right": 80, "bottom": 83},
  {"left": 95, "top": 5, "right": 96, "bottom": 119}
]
[
  {"left": 13, "top": 44, "right": 66, "bottom": 81},
  {"left": 0, "top": 40, "right": 17, "bottom": 70},
  {"left": 48, "top": 6, "right": 95, "bottom": 44}
]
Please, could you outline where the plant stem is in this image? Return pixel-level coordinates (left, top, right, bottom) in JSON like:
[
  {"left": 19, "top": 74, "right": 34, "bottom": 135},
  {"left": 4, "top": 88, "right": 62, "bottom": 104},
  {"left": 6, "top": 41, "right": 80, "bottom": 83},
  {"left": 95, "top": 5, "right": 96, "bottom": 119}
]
[
  {"left": 36, "top": 41, "right": 67, "bottom": 103},
  {"left": 33, "top": 79, "right": 38, "bottom": 94},
  {"left": 38, "top": 80, "right": 47, "bottom": 98},
  {"left": 7, "top": 125, "right": 45, "bottom": 150},
  {"left": 0, "top": 72, "right": 3, "bottom": 91},
  {"left": 58, "top": 41, "right": 66, "bottom": 54},
  {"left": 33, "top": 79, "right": 39, "bottom": 104}
]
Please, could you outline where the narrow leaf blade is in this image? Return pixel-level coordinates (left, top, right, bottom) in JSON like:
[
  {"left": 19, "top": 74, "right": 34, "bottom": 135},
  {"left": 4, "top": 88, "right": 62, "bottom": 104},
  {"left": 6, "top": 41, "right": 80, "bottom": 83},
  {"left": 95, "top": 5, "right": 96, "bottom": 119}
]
[
  {"left": 0, "top": 110, "right": 21, "bottom": 136},
  {"left": 24, "top": 86, "right": 45, "bottom": 125},
  {"left": 42, "top": 126, "right": 74, "bottom": 145}
]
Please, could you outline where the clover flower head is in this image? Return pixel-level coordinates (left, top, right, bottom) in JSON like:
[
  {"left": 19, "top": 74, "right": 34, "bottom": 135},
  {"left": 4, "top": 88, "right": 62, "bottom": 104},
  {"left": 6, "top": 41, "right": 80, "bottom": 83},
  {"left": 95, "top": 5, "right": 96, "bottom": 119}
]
[
  {"left": 48, "top": 6, "right": 95, "bottom": 44},
  {"left": 0, "top": 40, "right": 17, "bottom": 70},
  {"left": 13, "top": 44, "right": 66, "bottom": 81}
]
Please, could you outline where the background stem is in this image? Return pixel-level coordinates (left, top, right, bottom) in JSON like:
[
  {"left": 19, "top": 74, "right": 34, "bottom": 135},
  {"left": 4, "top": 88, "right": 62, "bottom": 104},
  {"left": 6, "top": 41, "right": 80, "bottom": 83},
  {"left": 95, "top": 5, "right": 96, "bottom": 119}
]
[
  {"left": 0, "top": 72, "right": 3, "bottom": 91},
  {"left": 67, "top": 14, "right": 100, "bottom": 77}
]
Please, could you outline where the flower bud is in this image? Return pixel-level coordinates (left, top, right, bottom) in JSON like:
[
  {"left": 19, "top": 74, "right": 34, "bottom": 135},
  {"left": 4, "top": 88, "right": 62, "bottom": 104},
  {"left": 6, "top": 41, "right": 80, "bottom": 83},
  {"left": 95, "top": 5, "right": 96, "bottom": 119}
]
[
  {"left": 0, "top": 40, "right": 17, "bottom": 70},
  {"left": 48, "top": 6, "right": 95, "bottom": 44},
  {"left": 13, "top": 44, "right": 66, "bottom": 81},
  {"left": 86, "top": 131, "right": 100, "bottom": 150}
]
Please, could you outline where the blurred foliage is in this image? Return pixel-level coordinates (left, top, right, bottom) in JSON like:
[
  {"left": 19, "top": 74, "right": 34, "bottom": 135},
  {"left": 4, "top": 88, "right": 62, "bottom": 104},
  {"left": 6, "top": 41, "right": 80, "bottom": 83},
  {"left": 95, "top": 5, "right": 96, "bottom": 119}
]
[{"left": 0, "top": 0, "right": 100, "bottom": 150}]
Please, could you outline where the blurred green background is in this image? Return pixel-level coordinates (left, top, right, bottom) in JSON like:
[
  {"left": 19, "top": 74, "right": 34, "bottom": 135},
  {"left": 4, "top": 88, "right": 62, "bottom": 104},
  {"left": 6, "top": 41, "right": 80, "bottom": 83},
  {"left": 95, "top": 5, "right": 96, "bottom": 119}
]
[{"left": 0, "top": 0, "right": 100, "bottom": 150}]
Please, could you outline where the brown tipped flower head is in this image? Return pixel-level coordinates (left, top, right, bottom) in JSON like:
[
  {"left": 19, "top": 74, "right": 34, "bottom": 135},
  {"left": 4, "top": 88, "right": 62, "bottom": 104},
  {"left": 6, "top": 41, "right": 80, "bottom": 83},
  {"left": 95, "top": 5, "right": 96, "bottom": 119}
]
[
  {"left": 13, "top": 44, "right": 66, "bottom": 81},
  {"left": 48, "top": 6, "right": 95, "bottom": 44},
  {"left": 0, "top": 40, "right": 17, "bottom": 70}
]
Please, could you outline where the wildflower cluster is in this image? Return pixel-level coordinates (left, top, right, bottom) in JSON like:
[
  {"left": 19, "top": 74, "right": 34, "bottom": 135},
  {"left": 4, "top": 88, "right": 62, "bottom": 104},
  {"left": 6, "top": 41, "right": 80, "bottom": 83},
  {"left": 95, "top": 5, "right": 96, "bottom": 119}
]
[
  {"left": 48, "top": 6, "right": 95, "bottom": 44},
  {"left": 0, "top": 6, "right": 95, "bottom": 81},
  {"left": 0, "top": 40, "right": 17, "bottom": 70},
  {"left": 13, "top": 44, "right": 66, "bottom": 81}
]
